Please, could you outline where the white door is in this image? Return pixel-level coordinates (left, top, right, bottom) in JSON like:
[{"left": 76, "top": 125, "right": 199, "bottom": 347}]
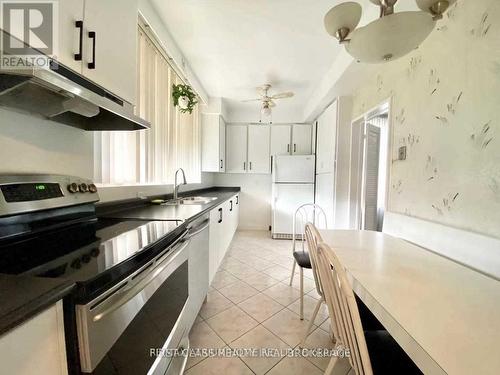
[
  {"left": 219, "top": 117, "right": 226, "bottom": 172},
  {"left": 292, "top": 124, "right": 312, "bottom": 155},
  {"left": 273, "top": 155, "right": 315, "bottom": 183},
  {"left": 362, "top": 124, "right": 381, "bottom": 231},
  {"left": 82, "top": 0, "right": 138, "bottom": 104},
  {"left": 226, "top": 125, "right": 248, "bottom": 173},
  {"left": 315, "top": 173, "right": 334, "bottom": 229},
  {"left": 316, "top": 101, "right": 338, "bottom": 173},
  {"left": 349, "top": 119, "right": 365, "bottom": 229},
  {"left": 57, "top": 0, "right": 85, "bottom": 72},
  {"left": 248, "top": 125, "right": 270, "bottom": 174},
  {"left": 270, "top": 125, "right": 291, "bottom": 155},
  {"left": 272, "top": 184, "right": 315, "bottom": 235}
]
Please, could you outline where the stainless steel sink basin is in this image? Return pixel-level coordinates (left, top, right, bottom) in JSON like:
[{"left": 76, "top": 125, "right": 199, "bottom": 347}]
[{"left": 164, "top": 196, "right": 217, "bottom": 205}]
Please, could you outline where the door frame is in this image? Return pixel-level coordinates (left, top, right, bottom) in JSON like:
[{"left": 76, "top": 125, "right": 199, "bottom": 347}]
[{"left": 348, "top": 97, "right": 393, "bottom": 229}]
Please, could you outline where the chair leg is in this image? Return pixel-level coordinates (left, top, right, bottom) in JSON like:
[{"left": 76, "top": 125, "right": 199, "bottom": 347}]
[
  {"left": 300, "top": 298, "right": 322, "bottom": 346},
  {"left": 325, "top": 356, "right": 338, "bottom": 375},
  {"left": 289, "top": 259, "right": 297, "bottom": 286},
  {"left": 299, "top": 267, "right": 304, "bottom": 320}
]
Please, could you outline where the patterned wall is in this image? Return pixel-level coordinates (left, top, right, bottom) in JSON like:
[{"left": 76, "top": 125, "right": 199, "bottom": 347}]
[{"left": 351, "top": 0, "right": 500, "bottom": 238}]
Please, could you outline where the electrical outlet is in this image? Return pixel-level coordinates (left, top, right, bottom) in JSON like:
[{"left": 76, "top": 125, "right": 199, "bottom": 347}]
[
  {"left": 398, "top": 146, "right": 407, "bottom": 161},
  {"left": 137, "top": 191, "right": 147, "bottom": 200}
]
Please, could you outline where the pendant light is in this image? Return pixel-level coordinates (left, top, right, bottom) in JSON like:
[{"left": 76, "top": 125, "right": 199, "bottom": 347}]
[{"left": 324, "top": 0, "right": 455, "bottom": 63}]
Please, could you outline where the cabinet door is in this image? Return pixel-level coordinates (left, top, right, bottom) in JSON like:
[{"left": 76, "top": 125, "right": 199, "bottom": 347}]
[
  {"left": 209, "top": 206, "right": 221, "bottom": 284},
  {"left": 316, "top": 101, "right": 338, "bottom": 173},
  {"left": 292, "top": 124, "right": 312, "bottom": 155},
  {"left": 82, "top": 0, "right": 138, "bottom": 104},
  {"left": 270, "top": 125, "right": 291, "bottom": 155},
  {"left": 248, "top": 125, "right": 270, "bottom": 174},
  {"left": 201, "top": 114, "right": 220, "bottom": 172},
  {"left": 219, "top": 117, "right": 226, "bottom": 172},
  {"left": 57, "top": 0, "right": 85, "bottom": 72},
  {"left": 226, "top": 125, "right": 248, "bottom": 173},
  {"left": 315, "top": 173, "right": 335, "bottom": 229}
]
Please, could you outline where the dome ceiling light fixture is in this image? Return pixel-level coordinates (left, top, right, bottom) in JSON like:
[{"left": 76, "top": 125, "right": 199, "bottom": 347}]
[{"left": 324, "top": 0, "right": 455, "bottom": 63}]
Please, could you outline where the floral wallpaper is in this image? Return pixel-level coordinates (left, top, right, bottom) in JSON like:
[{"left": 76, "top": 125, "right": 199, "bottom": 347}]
[{"left": 351, "top": 0, "right": 500, "bottom": 238}]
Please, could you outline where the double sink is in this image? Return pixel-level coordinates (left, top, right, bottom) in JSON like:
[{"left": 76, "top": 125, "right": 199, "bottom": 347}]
[{"left": 152, "top": 196, "right": 218, "bottom": 206}]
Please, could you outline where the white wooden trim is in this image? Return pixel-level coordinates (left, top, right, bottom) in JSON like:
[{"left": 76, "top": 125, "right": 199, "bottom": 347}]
[{"left": 383, "top": 211, "right": 500, "bottom": 280}]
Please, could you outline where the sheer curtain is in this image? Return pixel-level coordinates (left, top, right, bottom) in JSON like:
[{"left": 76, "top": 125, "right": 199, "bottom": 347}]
[{"left": 95, "top": 25, "right": 201, "bottom": 185}]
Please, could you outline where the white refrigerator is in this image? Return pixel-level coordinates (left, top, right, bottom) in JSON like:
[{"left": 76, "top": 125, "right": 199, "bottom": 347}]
[{"left": 271, "top": 155, "right": 315, "bottom": 239}]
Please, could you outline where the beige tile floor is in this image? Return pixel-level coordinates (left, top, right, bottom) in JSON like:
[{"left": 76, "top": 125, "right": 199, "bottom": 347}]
[{"left": 186, "top": 230, "right": 353, "bottom": 375}]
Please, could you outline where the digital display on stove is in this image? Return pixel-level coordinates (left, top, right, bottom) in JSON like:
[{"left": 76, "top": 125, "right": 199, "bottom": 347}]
[{"left": 1, "top": 183, "right": 63, "bottom": 202}]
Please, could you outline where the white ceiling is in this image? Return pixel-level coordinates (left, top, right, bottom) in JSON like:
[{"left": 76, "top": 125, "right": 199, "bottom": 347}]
[{"left": 150, "top": 0, "right": 418, "bottom": 122}]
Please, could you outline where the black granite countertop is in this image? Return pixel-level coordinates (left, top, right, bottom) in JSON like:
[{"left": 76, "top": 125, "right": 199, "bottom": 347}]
[
  {"left": 97, "top": 186, "right": 241, "bottom": 223},
  {"left": 0, "top": 186, "right": 239, "bottom": 336},
  {"left": 0, "top": 274, "right": 75, "bottom": 336}
]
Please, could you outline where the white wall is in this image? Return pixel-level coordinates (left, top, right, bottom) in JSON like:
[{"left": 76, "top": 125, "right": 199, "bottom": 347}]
[
  {"left": 345, "top": 0, "right": 500, "bottom": 239},
  {"left": 213, "top": 173, "right": 271, "bottom": 230}
]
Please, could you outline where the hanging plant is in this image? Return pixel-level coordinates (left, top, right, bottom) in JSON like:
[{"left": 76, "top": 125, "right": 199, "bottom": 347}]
[{"left": 172, "top": 84, "right": 198, "bottom": 114}]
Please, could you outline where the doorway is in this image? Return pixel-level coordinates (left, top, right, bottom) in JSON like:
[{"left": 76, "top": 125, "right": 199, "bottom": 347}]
[{"left": 348, "top": 101, "right": 390, "bottom": 231}]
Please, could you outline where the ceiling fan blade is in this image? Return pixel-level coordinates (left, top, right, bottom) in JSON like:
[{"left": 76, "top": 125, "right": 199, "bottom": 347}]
[
  {"left": 241, "top": 98, "right": 262, "bottom": 102},
  {"left": 271, "top": 92, "right": 294, "bottom": 99}
]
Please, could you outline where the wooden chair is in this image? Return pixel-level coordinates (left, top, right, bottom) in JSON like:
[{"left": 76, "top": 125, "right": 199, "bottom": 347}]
[
  {"left": 300, "top": 223, "right": 339, "bottom": 346},
  {"left": 288, "top": 204, "right": 327, "bottom": 320},
  {"left": 316, "top": 240, "right": 422, "bottom": 375}
]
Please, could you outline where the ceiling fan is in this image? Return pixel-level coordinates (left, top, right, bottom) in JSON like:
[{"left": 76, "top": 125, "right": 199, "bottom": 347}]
[{"left": 241, "top": 84, "right": 294, "bottom": 117}]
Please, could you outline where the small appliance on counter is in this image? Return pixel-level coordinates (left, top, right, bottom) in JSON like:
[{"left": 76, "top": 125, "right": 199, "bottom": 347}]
[
  {"left": 0, "top": 174, "right": 202, "bottom": 375},
  {"left": 271, "top": 155, "right": 315, "bottom": 239}
]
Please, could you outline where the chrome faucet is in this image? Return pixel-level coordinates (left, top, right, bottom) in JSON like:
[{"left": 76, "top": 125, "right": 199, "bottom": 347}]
[{"left": 173, "top": 168, "right": 187, "bottom": 201}]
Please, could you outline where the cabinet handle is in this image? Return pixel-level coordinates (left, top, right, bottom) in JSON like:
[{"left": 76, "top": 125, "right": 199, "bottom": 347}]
[
  {"left": 294, "top": 144, "right": 297, "bottom": 153},
  {"left": 243, "top": 162, "right": 246, "bottom": 171},
  {"left": 230, "top": 200, "right": 233, "bottom": 211},
  {"left": 287, "top": 144, "right": 290, "bottom": 153},
  {"left": 220, "top": 159, "right": 223, "bottom": 169},
  {"left": 236, "top": 195, "right": 239, "bottom": 204},
  {"left": 218, "top": 208, "right": 223, "bottom": 223},
  {"left": 88, "top": 31, "right": 96, "bottom": 69},
  {"left": 74, "top": 21, "right": 83, "bottom": 61},
  {"left": 249, "top": 162, "right": 252, "bottom": 170}
]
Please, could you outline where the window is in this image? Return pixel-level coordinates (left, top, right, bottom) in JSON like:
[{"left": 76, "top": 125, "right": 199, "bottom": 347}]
[{"left": 94, "top": 24, "right": 201, "bottom": 185}]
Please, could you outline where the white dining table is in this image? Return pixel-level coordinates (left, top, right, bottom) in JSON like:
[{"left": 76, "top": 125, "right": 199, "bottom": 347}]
[{"left": 319, "top": 229, "right": 500, "bottom": 375}]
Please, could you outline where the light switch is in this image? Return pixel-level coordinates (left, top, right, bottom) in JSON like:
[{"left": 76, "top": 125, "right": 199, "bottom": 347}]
[{"left": 398, "top": 146, "right": 407, "bottom": 160}]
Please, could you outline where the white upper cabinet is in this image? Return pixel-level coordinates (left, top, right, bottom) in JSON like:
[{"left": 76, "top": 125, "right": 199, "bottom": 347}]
[
  {"left": 226, "top": 125, "right": 248, "bottom": 173},
  {"left": 57, "top": 0, "right": 85, "bottom": 72},
  {"left": 202, "top": 114, "right": 226, "bottom": 172},
  {"left": 291, "top": 124, "right": 312, "bottom": 155},
  {"left": 271, "top": 125, "right": 292, "bottom": 155},
  {"left": 316, "top": 101, "right": 338, "bottom": 174},
  {"left": 82, "top": 0, "right": 138, "bottom": 104},
  {"left": 247, "top": 125, "right": 270, "bottom": 174}
]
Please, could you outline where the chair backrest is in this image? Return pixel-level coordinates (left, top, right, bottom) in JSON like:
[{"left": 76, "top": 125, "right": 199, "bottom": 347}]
[
  {"left": 292, "top": 204, "right": 327, "bottom": 252},
  {"left": 316, "top": 241, "right": 373, "bottom": 375},
  {"left": 304, "top": 223, "right": 325, "bottom": 297}
]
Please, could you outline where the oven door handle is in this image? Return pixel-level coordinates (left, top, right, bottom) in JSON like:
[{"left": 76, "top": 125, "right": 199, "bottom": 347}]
[
  {"left": 184, "top": 219, "right": 209, "bottom": 240},
  {"left": 91, "top": 237, "right": 190, "bottom": 322}
]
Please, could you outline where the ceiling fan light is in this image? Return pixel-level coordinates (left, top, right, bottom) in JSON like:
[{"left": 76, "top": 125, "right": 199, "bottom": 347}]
[
  {"left": 345, "top": 11, "right": 435, "bottom": 63},
  {"left": 261, "top": 105, "right": 272, "bottom": 117},
  {"left": 324, "top": 2, "right": 362, "bottom": 42}
]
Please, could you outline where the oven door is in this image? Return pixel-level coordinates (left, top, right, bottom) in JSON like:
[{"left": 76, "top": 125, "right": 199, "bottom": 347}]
[{"left": 76, "top": 231, "right": 190, "bottom": 374}]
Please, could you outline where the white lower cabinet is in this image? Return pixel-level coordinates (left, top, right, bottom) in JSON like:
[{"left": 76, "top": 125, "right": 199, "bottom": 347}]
[
  {"left": 0, "top": 301, "right": 68, "bottom": 375},
  {"left": 208, "top": 194, "right": 239, "bottom": 283}
]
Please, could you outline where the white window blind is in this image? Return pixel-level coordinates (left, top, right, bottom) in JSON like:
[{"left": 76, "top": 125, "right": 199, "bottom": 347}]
[{"left": 95, "top": 25, "right": 201, "bottom": 185}]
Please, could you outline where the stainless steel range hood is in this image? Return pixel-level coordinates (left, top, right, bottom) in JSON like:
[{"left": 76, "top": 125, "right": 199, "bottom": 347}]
[{"left": 0, "top": 60, "right": 150, "bottom": 131}]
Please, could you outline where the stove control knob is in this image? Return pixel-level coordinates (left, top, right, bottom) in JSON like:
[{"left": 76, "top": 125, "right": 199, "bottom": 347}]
[
  {"left": 88, "top": 184, "right": 97, "bottom": 193},
  {"left": 82, "top": 254, "right": 91, "bottom": 264},
  {"left": 67, "top": 183, "right": 79, "bottom": 193},
  {"left": 79, "top": 183, "right": 89, "bottom": 193},
  {"left": 71, "top": 259, "right": 81, "bottom": 269}
]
